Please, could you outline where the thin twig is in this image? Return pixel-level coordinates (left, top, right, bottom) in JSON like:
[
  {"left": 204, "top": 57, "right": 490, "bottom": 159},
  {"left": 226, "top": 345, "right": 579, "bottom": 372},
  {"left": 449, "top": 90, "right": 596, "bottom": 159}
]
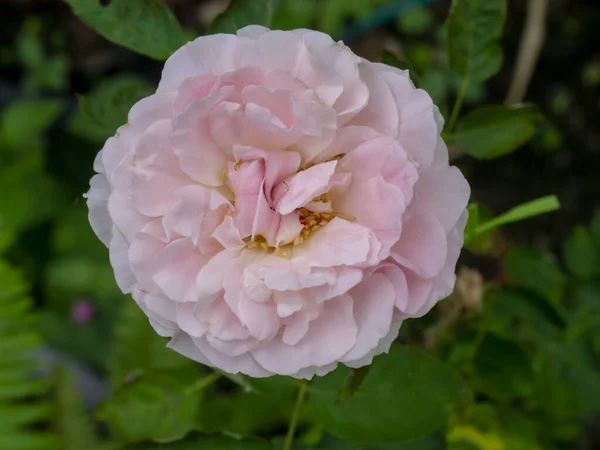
[{"left": 505, "top": 0, "right": 550, "bottom": 104}]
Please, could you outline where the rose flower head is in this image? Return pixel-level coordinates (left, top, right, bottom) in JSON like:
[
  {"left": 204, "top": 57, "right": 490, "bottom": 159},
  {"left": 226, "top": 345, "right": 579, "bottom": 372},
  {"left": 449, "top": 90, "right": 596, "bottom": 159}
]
[{"left": 86, "top": 26, "right": 470, "bottom": 379}]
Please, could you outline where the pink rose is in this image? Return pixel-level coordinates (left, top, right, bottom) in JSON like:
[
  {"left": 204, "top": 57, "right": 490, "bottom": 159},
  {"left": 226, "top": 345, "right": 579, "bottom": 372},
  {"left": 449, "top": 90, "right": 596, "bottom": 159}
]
[{"left": 86, "top": 26, "right": 470, "bottom": 378}]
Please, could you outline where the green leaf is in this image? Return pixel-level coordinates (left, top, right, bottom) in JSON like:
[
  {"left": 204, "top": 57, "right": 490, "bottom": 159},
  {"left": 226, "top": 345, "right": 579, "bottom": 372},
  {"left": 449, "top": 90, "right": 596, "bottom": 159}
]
[
  {"left": 474, "top": 195, "right": 560, "bottom": 235},
  {"left": 1, "top": 99, "right": 62, "bottom": 148},
  {"left": 334, "top": 366, "right": 370, "bottom": 404},
  {"left": 0, "top": 156, "right": 65, "bottom": 240},
  {"left": 65, "top": 0, "right": 184, "bottom": 60},
  {"left": 451, "top": 105, "right": 542, "bottom": 159},
  {"left": 472, "top": 335, "right": 534, "bottom": 402},
  {"left": 126, "top": 432, "right": 274, "bottom": 449},
  {"left": 109, "top": 299, "right": 196, "bottom": 387},
  {"left": 589, "top": 208, "right": 600, "bottom": 247},
  {"left": 53, "top": 369, "right": 105, "bottom": 450},
  {"left": 318, "top": 0, "right": 374, "bottom": 37},
  {"left": 211, "top": 0, "right": 277, "bottom": 34},
  {"left": 272, "top": 0, "right": 317, "bottom": 30},
  {"left": 397, "top": 5, "right": 434, "bottom": 35},
  {"left": 78, "top": 75, "right": 154, "bottom": 134},
  {"left": 0, "top": 261, "right": 60, "bottom": 449},
  {"left": 462, "top": 203, "right": 493, "bottom": 253},
  {"left": 98, "top": 371, "right": 206, "bottom": 443},
  {"left": 300, "top": 433, "right": 445, "bottom": 449},
  {"left": 483, "top": 288, "right": 564, "bottom": 346},
  {"left": 505, "top": 248, "right": 566, "bottom": 303},
  {"left": 199, "top": 376, "right": 296, "bottom": 435},
  {"left": 562, "top": 226, "right": 599, "bottom": 277},
  {"left": 309, "top": 345, "right": 469, "bottom": 444},
  {"left": 445, "top": 0, "right": 507, "bottom": 82}
]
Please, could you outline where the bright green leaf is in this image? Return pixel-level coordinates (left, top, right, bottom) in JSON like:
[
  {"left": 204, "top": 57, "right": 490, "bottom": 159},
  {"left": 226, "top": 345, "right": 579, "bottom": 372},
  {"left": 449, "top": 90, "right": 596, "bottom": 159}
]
[
  {"left": 446, "top": 0, "right": 507, "bottom": 82},
  {"left": 562, "top": 226, "right": 599, "bottom": 277},
  {"left": 1, "top": 99, "right": 62, "bottom": 148},
  {"left": 474, "top": 195, "right": 560, "bottom": 235},
  {"left": 451, "top": 105, "right": 542, "bottom": 160},
  {"left": 65, "top": 0, "right": 184, "bottom": 60},
  {"left": 309, "top": 345, "right": 469, "bottom": 444},
  {"left": 126, "top": 432, "right": 274, "bottom": 449},
  {"left": 78, "top": 75, "right": 154, "bottom": 134},
  {"left": 463, "top": 203, "right": 494, "bottom": 253},
  {"left": 211, "top": 0, "right": 277, "bottom": 34}
]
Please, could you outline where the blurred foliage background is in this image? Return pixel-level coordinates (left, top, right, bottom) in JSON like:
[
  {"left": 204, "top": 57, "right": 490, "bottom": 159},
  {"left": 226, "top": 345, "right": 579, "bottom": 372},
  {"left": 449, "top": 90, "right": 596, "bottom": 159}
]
[{"left": 0, "top": 0, "right": 599, "bottom": 449}]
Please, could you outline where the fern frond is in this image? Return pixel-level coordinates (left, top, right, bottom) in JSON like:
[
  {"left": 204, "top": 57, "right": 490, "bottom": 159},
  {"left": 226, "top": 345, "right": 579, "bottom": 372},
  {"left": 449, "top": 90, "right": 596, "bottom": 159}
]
[{"left": 0, "top": 261, "right": 60, "bottom": 449}]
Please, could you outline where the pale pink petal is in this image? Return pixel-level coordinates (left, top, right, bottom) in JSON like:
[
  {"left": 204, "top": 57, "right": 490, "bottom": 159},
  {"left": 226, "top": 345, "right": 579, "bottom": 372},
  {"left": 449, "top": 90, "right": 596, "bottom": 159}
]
[
  {"left": 342, "top": 272, "right": 395, "bottom": 364},
  {"left": 170, "top": 97, "right": 229, "bottom": 186},
  {"left": 162, "top": 185, "right": 231, "bottom": 248},
  {"left": 251, "top": 294, "right": 357, "bottom": 375},
  {"left": 415, "top": 166, "right": 471, "bottom": 233},
  {"left": 176, "top": 302, "right": 207, "bottom": 337},
  {"left": 109, "top": 227, "right": 135, "bottom": 293},
  {"left": 85, "top": 174, "right": 112, "bottom": 246},
  {"left": 274, "top": 160, "right": 338, "bottom": 215},
  {"left": 130, "top": 120, "right": 192, "bottom": 217},
  {"left": 391, "top": 208, "right": 447, "bottom": 279},
  {"left": 291, "top": 218, "right": 373, "bottom": 269},
  {"left": 158, "top": 34, "right": 247, "bottom": 93},
  {"left": 153, "top": 238, "right": 207, "bottom": 303}
]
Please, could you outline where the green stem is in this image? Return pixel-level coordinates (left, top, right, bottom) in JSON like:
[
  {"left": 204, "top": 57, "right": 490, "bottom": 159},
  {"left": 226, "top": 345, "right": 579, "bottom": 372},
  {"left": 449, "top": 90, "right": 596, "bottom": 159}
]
[
  {"left": 283, "top": 381, "right": 309, "bottom": 450},
  {"left": 447, "top": 76, "right": 470, "bottom": 132},
  {"left": 185, "top": 371, "right": 221, "bottom": 395}
]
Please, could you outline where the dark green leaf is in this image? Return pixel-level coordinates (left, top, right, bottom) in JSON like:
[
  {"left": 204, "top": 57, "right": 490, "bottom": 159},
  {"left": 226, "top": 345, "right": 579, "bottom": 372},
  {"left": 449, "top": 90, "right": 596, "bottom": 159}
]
[
  {"left": 590, "top": 208, "right": 600, "bottom": 251},
  {"left": 211, "top": 0, "right": 277, "bottom": 34},
  {"left": 309, "top": 345, "right": 469, "bottom": 444},
  {"left": 562, "top": 226, "right": 599, "bottom": 277},
  {"left": 1, "top": 99, "right": 62, "bottom": 148},
  {"left": 109, "top": 299, "right": 196, "bottom": 387},
  {"left": 473, "top": 335, "right": 534, "bottom": 402},
  {"left": 0, "top": 158, "right": 65, "bottom": 236},
  {"left": 126, "top": 432, "right": 273, "bottom": 449},
  {"left": 301, "top": 432, "right": 445, "bottom": 449},
  {"left": 78, "top": 75, "right": 154, "bottom": 133},
  {"left": 446, "top": 0, "right": 507, "bottom": 82},
  {"left": 65, "top": 0, "right": 184, "bottom": 60},
  {"left": 452, "top": 105, "right": 541, "bottom": 159},
  {"left": 483, "top": 288, "right": 564, "bottom": 346},
  {"left": 505, "top": 247, "right": 565, "bottom": 303},
  {"left": 199, "top": 376, "right": 296, "bottom": 435},
  {"left": 98, "top": 371, "right": 205, "bottom": 443},
  {"left": 335, "top": 366, "right": 370, "bottom": 404}
]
